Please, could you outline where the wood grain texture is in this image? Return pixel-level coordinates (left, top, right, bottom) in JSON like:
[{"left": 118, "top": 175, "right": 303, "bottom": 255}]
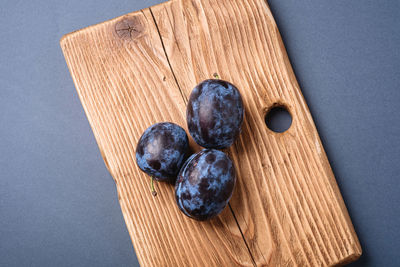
[{"left": 60, "top": 0, "right": 361, "bottom": 266}]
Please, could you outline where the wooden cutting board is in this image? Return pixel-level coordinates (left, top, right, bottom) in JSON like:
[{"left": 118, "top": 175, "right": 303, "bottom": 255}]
[{"left": 60, "top": 0, "right": 361, "bottom": 266}]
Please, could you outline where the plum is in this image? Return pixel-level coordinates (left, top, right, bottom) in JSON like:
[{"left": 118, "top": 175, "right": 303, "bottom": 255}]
[
  {"left": 135, "top": 122, "right": 189, "bottom": 183},
  {"left": 187, "top": 79, "right": 244, "bottom": 149},
  {"left": 175, "top": 149, "right": 236, "bottom": 221}
]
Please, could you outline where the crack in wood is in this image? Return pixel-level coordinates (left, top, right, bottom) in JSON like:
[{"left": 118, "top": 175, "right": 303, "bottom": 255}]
[
  {"left": 149, "top": 8, "right": 188, "bottom": 105},
  {"left": 228, "top": 204, "right": 257, "bottom": 267},
  {"left": 148, "top": 6, "right": 257, "bottom": 266}
]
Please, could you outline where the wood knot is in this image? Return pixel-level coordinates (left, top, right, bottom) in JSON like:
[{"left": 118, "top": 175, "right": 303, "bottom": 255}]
[{"left": 114, "top": 16, "right": 144, "bottom": 40}]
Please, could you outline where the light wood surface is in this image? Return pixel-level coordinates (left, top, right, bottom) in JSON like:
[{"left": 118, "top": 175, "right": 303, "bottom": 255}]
[{"left": 60, "top": 0, "right": 361, "bottom": 266}]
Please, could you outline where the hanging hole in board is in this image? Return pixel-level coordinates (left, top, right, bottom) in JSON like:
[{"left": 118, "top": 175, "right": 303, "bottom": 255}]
[{"left": 265, "top": 105, "right": 292, "bottom": 133}]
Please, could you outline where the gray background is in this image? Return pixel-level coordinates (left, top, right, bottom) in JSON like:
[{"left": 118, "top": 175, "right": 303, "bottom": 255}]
[{"left": 1, "top": 0, "right": 399, "bottom": 266}]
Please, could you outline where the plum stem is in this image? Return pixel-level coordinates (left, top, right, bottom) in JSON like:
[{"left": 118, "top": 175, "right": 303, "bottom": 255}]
[
  {"left": 150, "top": 177, "right": 157, "bottom": 196},
  {"left": 213, "top": 73, "right": 220, "bottom": 79}
]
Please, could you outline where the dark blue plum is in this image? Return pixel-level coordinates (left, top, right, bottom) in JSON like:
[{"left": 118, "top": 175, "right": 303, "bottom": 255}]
[
  {"left": 187, "top": 79, "right": 244, "bottom": 149},
  {"left": 135, "top": 122, "right": 189, "bottom": 182},
  {"left": 175, "top": 149, "right": 236, "bottom": 221}
]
